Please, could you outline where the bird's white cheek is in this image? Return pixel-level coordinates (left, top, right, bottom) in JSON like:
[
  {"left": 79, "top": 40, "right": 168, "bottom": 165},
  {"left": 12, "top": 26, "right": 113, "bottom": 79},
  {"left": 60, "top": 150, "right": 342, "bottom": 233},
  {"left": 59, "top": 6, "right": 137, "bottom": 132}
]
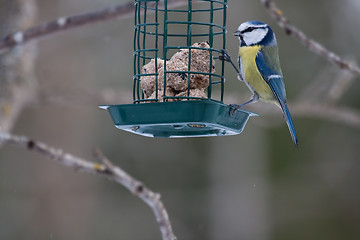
[{"left": 243, "top": 29, "right": 268, "bottom": 46}]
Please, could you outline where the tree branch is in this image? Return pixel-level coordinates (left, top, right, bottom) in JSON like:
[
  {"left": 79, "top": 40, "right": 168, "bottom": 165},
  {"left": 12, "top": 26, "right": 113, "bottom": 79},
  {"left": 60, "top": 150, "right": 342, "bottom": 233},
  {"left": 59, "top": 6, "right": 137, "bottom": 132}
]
[
  {"left": 292, "top": 102, "right": 360, "bottom": 129},
  {"left": 0, "top": 0, "right": 187, "bottom": 54},
  {"left": 260, "top": 0, "right": 360, "bottom": 77},
  {"left": 37, "top": 88, "right": 132, "bottom": 106},
  {"left": 0, "top": 130, "right": 177, "bottom": 240}
]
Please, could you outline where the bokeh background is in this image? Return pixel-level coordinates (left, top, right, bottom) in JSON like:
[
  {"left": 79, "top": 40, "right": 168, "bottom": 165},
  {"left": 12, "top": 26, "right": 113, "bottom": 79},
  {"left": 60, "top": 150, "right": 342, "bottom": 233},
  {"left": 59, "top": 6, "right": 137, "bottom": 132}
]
[{"left": 1, "top": 0, "right": 360, "bottom": 239}]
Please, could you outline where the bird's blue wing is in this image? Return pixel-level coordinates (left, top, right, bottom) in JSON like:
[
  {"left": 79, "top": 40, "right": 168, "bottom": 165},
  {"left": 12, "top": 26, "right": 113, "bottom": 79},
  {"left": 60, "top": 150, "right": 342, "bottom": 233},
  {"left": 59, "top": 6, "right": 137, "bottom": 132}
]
[
  {"left": 255, "top": 48, "right": 298, "bottom": 146},
  {"left": 255, "top": 48, "right": 286, "bottom": 103}
]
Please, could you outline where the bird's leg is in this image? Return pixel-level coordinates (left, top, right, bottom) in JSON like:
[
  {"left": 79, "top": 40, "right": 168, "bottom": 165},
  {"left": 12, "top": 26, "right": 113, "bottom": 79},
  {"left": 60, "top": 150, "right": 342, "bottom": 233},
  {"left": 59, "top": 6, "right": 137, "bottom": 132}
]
[
  {"left": 229, "top": 93, "right": 259, "bottom": 115},
  {"left": 219, "top": 49, "right": 240, "bottom": 75},
  {"left": 219, "top": 49, "right": 244, "bottom": 81}
]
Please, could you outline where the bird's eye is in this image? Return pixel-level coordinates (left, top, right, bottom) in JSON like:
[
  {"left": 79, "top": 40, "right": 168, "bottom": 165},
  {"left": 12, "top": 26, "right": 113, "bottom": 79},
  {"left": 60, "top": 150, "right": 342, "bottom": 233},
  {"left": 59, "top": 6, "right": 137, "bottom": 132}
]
[{"left": 241, "top": 27, "right": 256, "bottom": 34}]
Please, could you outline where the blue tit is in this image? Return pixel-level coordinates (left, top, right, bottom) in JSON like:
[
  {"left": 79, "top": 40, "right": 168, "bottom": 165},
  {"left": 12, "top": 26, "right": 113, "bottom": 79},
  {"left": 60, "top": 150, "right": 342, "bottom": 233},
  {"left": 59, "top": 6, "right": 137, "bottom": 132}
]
[{"left": 233, "top": 21, "right": 298, "bottom": 146}]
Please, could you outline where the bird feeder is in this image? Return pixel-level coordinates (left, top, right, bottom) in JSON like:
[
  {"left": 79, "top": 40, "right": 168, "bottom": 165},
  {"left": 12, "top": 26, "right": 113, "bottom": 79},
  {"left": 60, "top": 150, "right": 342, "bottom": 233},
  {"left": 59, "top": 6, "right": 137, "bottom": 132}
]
[{"left": 100, "top": 0, "right": 255, "bottom": 138}]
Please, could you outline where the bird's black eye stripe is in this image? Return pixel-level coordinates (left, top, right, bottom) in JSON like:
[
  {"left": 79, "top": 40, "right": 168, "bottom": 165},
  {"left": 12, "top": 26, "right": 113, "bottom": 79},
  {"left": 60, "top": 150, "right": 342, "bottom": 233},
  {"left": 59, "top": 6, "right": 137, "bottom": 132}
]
[{"left": 241, "top": 27, "right": 256, "bottom": 34}]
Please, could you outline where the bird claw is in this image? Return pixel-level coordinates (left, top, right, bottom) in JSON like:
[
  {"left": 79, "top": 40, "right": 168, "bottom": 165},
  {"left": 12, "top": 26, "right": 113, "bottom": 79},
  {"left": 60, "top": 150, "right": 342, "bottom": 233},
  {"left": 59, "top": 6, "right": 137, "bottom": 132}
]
[
  {"left": 229, "top": 104, "right": 241, "bottom": 116},
  {"left": 219, "top": 49, "right": 231, "bottom": 62}
]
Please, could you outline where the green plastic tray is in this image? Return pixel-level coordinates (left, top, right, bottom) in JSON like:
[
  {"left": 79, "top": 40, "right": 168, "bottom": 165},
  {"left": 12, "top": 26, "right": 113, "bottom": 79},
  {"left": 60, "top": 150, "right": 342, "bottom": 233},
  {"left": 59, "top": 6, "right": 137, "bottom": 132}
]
[{"left": 100, "top": 100, "right": 256, "bottom": 138}]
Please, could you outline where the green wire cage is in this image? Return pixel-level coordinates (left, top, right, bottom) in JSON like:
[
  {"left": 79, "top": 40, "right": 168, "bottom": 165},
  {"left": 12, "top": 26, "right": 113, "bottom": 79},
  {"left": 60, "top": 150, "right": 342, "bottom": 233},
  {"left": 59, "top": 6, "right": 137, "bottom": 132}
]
[{"left": 101, "top": 0, "right": 255, "bottom": 138}]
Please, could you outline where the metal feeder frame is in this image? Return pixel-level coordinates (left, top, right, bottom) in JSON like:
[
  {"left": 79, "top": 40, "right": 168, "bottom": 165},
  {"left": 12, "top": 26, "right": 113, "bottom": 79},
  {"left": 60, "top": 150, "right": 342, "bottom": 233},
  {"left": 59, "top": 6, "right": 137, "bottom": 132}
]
[{"left": 101, "top": 0, "right": 255, "bottom": 138}]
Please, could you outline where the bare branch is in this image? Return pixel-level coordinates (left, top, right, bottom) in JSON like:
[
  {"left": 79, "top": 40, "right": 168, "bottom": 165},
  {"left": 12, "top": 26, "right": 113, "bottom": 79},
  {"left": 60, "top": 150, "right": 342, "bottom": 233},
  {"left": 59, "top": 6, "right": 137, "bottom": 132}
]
[
  {"left": 0, "top": 131, "right": 177, "bottom": 240},
  {"left": 297, "top": 67, "right": 337, "bottom": 103},
  {"left": 241, "top": 101, "right": 360, "bottom": 130},
  {"left": 37, "top": 88, "right": 132, "bottom": 106},
  {"left": 0, "top": 3, "right": 133, "bottom": 54},
  {"left": 325, "top": 70, "right": 354, "bottom": 105},
  {"left": 0, "top": 0, "right": 187, "bottom": 54},
  {"left": 292, "top": 103, "right": 360, "bottom": 129},
  {"left": 261, "top": 0, "right": 360, "bottom": 77},
  {"left": 93, "top": 148, "right": 177, "bottom": 240},
  {"left": 297, "top": 66, "right": 355, "bottom": 105}
]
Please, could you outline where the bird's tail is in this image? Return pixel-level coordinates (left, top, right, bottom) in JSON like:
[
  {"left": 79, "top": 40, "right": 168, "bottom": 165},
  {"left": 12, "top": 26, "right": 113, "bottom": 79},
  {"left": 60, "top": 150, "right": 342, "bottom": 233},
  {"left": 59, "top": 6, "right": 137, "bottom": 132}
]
[{"left": 280, "top": 102, "right": 298, "bottom": 147}]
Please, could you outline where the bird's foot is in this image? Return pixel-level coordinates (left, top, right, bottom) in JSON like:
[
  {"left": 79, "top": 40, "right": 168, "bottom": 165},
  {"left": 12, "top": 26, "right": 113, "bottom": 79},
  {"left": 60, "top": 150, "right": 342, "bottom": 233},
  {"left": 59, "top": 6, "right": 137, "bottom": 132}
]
[
  {"left": 218, "top": 49, "right": 241, "bottom": 75},
  {"left": 219, "top": 49, "right": 231, "bottom": 62},
  {"left": 229, "top": 104, "right": 242, "bottom": 116}
]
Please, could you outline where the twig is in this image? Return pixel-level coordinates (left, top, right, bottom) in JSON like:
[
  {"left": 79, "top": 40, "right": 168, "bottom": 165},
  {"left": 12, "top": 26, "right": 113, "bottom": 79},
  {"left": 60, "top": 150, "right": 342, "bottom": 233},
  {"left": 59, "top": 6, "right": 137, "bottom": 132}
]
[
  {"left": 0, "top": 131, "right": 177, "bottom": 240},
  {"left": 37, "top": 88, "right": 132, "bottom": 106},
  {"left": 325, "top": 70, "right": 354, "bottom": 105},
  {"left": 292, "top": 103, "right": 360, "bottom": 129},
  {"left": 297, "top": 66, "right": 336, "bottom": 103},
  {"left": 240, "top": 101, "right": 360, "bottom": 130},
  {"left": 297, "top": 66, "right": 355, "bottom": 105},
  {"left": 0, "top": 0, "right": 187, "bottom": 54},
  {"left": 261, "top": 0, "right": 360, "bottom": 77},
  {"left": 93, "top": 149, "right": 176, "bottom": 240},
  {"left": 0, "top": 3, "right": 133, "bottom": 54}
]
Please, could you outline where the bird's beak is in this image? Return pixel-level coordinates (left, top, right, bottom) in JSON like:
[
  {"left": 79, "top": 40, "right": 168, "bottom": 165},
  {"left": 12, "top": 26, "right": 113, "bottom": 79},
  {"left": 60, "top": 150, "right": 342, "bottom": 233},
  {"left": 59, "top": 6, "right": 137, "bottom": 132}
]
[{"left": 234, "top": 30, "right": 241, "bottom": 36}]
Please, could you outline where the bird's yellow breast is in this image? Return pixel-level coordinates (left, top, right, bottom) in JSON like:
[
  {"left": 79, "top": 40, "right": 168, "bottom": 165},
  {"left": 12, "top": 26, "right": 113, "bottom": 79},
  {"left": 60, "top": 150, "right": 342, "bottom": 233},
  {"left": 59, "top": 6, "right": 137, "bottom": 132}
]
[{"left": 238, "top": 46, "right": 275, "bottom": 102}]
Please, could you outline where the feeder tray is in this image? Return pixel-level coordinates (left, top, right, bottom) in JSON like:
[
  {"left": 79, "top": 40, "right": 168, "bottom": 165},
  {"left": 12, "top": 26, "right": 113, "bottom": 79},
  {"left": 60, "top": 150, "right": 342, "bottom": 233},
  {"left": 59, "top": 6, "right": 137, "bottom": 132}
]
[{"left": 100, "top": 100, "right": 255, "bottom": 138}]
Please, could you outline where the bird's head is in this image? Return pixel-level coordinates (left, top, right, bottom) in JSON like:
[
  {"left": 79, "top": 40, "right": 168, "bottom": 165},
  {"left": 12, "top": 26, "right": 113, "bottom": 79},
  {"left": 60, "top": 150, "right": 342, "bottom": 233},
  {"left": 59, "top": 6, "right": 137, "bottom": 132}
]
[{"left": 234, "top": 21, "right": 277, "bottom": 47}]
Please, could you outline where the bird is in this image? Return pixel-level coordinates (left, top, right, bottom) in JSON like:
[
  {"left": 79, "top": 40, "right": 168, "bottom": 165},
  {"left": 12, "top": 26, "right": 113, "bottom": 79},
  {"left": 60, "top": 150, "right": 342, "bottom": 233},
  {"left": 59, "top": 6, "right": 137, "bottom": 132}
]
[{"left": 231, "top": 20, "right": 298, "bottom": 146}]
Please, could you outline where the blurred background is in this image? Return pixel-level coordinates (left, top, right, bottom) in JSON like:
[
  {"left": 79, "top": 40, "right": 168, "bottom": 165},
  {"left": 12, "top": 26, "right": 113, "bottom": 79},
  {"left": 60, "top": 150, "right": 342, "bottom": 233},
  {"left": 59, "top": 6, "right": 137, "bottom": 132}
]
[{"left": 0, "top": 0, "right": 360, "bottom": 239}]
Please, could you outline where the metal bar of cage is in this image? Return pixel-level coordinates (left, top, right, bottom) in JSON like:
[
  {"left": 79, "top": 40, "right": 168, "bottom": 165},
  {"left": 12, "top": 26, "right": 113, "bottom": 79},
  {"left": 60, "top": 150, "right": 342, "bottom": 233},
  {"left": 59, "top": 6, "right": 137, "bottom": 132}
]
[
  {"left": 186, "top": 0, "right": 192, "bottom": 98},
  {"left": 221, "top": 0, "right": 227, "bottom": 102},
  {"left": 133, "top": 0, "right": 228, "bottom": 103},
  {"left": 208, "top": 0, "right": 214, "bottom": 99},
  {"left": 162, "top": 0, "right": 169, "bottom": 100}
]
